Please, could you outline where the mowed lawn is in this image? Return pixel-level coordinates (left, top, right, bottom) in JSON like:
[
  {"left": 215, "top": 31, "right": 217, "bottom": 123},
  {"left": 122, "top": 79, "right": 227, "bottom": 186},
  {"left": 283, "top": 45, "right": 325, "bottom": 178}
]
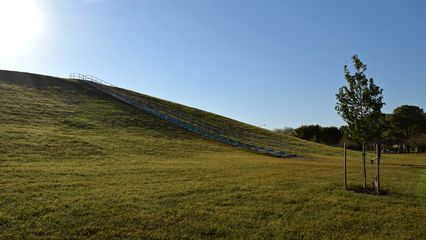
[{"left": 0, "top": 72, "right": 425, "bottom": 239}]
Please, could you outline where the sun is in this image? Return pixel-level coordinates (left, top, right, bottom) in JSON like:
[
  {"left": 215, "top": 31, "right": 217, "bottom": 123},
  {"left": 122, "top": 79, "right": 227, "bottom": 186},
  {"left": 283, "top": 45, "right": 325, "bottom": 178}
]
[{"left": 0, "top": 0, "right": 42, "bottom": 56}]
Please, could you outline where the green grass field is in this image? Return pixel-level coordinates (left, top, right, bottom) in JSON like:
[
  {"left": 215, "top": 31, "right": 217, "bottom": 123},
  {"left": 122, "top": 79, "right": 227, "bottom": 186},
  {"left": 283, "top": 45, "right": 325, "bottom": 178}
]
[{"left": 0, "top": 70, "right": 425, "bottom": 239}]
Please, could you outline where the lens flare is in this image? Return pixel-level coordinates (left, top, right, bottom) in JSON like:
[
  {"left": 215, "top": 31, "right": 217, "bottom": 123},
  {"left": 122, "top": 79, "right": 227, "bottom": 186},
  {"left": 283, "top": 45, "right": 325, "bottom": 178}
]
[{"left": 0, "top": 0, "right": 42, "bottom": 56}]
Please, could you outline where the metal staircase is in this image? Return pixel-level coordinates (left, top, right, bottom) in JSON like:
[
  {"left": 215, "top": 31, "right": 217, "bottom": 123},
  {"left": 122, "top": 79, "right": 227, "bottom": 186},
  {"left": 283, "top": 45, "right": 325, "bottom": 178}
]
[{"left": 70, "top": 73, "right": 295, "bottom": 158}]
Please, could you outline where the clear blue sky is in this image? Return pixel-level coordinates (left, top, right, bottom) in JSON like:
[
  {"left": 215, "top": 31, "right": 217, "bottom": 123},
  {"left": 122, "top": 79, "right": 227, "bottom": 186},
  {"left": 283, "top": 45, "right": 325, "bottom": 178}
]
[{"left": 2, "top": 0, "right": 426, "bottom": 129}]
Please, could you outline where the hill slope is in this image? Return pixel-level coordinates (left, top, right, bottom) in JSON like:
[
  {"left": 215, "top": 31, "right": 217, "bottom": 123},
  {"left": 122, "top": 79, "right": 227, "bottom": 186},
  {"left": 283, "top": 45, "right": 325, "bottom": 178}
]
[
  {"left": 0, "top": 70, "right": 425, "bottom": 239},
  {"left": 0, "top": 70, "right": 236, "bottom": 161}
]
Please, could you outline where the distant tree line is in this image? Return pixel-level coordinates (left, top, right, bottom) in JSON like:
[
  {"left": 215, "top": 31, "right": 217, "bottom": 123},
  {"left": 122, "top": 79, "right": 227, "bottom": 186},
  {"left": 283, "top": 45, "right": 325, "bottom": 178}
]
[
  {"left": 274, "top": 125, "right": 343, "bottom": 146},
  {"left": 383, "top": 105, "right": 426, "bottom": 153},
  {"left": 275, "top": 105, "right": 426, "bottom": 152}
]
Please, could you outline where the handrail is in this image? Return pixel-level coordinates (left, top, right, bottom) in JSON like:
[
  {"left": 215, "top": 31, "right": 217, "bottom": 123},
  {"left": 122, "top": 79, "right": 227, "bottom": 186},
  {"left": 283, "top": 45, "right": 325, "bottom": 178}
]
[
  {"left": 70, "top": 73, "right": 294, "bottom": 158},
  {"left": 70, "top": 73, "right": 114, "bottom": 87}
]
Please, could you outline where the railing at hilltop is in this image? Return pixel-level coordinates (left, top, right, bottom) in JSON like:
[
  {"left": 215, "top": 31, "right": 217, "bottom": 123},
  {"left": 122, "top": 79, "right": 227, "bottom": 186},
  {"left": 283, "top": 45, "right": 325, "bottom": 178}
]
[
  {"left": 70, "top": 73, "right": 296, "bottom": 158},
  {"left": 70, "top": 73, "right": 114, "bottom": 87}
]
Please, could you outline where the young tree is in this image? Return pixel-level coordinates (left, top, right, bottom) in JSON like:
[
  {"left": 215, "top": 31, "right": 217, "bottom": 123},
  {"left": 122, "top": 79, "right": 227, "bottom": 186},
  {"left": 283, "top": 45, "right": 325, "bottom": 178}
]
[{"left": 336, "top": 55, "right": 385, "bottom": 188}]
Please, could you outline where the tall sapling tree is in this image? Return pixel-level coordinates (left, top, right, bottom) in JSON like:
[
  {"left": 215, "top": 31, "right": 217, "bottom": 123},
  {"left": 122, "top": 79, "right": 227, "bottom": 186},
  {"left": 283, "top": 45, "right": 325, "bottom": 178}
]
[{"left": 336, "top": 55, "right": 385, "bottom": 189}]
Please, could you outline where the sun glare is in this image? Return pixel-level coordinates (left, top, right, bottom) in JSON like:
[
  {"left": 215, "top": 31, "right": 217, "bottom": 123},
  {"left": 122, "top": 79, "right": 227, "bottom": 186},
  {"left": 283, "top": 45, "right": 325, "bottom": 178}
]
[{"left": 0, "top": 0, "right": 42, "bottom": 56}]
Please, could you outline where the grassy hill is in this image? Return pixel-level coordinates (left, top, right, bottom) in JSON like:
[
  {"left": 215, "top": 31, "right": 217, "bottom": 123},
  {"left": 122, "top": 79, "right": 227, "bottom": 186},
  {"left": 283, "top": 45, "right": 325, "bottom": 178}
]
[{"left": 0, "top": 70, "right": 425, "bottom": 239}]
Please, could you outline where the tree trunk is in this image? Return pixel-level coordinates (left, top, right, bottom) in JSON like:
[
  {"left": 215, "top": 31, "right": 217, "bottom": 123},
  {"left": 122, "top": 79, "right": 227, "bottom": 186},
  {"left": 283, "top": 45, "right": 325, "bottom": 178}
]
[
  {"left": 362, "top": 143, "right": 366, "bottom": 188},
  {"left": 344, "top": 143, "right": 347, "bottom": 190}
]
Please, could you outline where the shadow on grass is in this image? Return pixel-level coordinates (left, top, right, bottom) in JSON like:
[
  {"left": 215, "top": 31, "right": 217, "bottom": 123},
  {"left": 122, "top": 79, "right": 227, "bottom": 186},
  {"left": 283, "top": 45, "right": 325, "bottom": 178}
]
[{"left": 347, "top": 185, "right": 389, "bottom": 195}]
